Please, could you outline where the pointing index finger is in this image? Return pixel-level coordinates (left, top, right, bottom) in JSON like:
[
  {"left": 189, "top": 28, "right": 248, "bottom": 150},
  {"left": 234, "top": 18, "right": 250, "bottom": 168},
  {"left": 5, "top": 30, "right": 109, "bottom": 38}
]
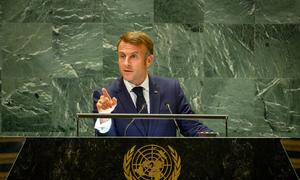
[{"left": 102, "top": 88, "right": 111, "bottom": 100}]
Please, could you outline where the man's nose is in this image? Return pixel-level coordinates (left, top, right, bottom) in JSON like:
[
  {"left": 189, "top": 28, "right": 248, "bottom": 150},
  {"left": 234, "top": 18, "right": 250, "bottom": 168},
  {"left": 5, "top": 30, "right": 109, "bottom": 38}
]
[{"left": 124, "top": 57, "right": 130, "bottom": 66}]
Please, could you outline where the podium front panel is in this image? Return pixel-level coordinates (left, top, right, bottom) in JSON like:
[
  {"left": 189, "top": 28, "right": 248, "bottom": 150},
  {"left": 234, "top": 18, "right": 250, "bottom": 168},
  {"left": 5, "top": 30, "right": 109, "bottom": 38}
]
[{"left": 8, "top": 138, "right": 298, "bottom": 180}]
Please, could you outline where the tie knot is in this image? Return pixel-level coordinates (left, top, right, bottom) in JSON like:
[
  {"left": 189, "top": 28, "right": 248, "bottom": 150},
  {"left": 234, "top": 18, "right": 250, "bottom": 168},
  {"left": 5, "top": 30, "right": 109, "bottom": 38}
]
[{"left": 132, "top": 86, "right": 144, "bottom": 96}]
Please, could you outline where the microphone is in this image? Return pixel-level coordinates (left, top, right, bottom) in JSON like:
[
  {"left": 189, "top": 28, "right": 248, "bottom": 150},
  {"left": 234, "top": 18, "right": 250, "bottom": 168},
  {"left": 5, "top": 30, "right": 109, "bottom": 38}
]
[
  {"left": 166, "top": 103, "right": 218, "bottom": 137},
  {"left": 165, "top": 103, "right": 179, "bottom": 132},
  {"left": 124, "top": 103, "right": 147, "bottom": 136}
]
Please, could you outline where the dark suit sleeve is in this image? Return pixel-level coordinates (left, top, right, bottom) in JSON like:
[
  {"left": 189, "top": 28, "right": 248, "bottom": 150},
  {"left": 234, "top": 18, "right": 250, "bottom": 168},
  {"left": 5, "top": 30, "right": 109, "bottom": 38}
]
[
  {"left": 93, "top": 90, "right": 101, "bottom": 113},
  {"left": 174, "top": 80, "right": 212, "bottom": 136}
]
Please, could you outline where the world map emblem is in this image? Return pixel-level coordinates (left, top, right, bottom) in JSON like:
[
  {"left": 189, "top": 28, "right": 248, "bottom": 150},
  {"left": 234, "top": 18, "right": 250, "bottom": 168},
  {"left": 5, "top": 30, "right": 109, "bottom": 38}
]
[{"left": 123, "top": 144, "right": 181, "bottom": 180}]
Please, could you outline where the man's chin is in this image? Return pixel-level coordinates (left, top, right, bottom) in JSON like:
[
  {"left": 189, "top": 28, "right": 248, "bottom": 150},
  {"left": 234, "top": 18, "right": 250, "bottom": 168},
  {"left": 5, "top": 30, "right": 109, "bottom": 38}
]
[
  {"left": 122, "top": 76, "right": 132, "bottom": 82},
  {"left": 123, "top": 77, "right": 140, "bottom": 85}
]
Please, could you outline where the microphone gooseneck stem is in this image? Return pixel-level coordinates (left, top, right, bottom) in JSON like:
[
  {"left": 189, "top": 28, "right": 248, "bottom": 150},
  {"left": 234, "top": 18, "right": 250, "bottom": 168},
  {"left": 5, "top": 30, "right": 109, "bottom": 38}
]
[
  {"left": 165, "top": 103, "right": 179, "bottom": 131},
  {"left": 124, "top": 103, "right": 147, "bottom": 136}
]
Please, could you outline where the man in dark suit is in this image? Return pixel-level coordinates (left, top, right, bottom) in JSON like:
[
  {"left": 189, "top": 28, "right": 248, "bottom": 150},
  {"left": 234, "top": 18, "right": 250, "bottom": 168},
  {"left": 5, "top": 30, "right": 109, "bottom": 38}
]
[{"left": 93, "top": 31, "right": 211, "bottom": 136}]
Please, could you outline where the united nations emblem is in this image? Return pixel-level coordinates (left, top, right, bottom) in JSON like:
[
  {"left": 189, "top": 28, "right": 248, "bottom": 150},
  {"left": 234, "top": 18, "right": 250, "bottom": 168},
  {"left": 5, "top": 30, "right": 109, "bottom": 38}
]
[{"left": 123, "top": 144, "right": 181, "bottom": 180}]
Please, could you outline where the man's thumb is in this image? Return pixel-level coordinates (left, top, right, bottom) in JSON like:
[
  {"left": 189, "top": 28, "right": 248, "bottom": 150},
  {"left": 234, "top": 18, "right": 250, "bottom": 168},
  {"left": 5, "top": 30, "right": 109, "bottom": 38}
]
[{"left": 111, "top": 97, "right": 117, "bottom": 105}]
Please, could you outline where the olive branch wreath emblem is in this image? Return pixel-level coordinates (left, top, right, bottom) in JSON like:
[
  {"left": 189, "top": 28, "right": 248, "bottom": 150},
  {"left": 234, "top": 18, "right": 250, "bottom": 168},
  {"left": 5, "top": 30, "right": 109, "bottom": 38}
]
[{"left": 123, "top": 145, "right": 181, "bottom": 180}]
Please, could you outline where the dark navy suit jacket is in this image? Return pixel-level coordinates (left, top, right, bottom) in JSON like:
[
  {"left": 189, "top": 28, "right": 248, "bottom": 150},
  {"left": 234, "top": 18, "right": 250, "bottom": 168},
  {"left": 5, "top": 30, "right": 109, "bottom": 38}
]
[{"left": 93, "top": 76, "right": 211, "bottom": 136}]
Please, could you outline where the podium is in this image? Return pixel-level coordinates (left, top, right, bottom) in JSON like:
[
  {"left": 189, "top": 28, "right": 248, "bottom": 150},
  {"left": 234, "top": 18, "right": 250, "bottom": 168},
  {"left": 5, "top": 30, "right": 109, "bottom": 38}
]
[
  {"left": 7, "top": 138, "right": 298, "bottom": 179},
  {"left": 76, "top": 113, "right": 229, "bottom": 136}
]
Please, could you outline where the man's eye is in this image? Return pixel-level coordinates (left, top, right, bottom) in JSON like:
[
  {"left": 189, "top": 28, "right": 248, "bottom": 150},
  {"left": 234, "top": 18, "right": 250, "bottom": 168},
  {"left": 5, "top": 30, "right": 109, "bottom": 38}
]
[
  {"left": 120, "top": 55, "right": 125, "bottom": 58},
  {"left": 132, "top": 54, "right": 138, "bottom": 59}
]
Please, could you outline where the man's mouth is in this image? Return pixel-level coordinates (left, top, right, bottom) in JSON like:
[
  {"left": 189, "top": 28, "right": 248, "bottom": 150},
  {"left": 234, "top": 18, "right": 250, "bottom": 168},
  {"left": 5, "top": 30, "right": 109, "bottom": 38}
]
[{"left": 124, "top": 69, "right": 133, "bottom": 72}]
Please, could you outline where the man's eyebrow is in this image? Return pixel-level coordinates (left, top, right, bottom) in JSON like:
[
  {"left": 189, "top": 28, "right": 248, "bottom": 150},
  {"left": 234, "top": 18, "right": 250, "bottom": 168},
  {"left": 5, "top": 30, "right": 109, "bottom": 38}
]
[{"left": 118, "top": 51, "right": 139, "bottom": 54}]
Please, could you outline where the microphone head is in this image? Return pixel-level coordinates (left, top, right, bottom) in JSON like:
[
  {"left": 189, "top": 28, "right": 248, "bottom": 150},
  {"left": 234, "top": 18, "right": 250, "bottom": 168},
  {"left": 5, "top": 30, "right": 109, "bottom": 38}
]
[
  {"left": 165, "top": 102, "right": 173, "bottom": 113},
  {"left": 138, "top": 103, "right": 147, "bottom": 113}
]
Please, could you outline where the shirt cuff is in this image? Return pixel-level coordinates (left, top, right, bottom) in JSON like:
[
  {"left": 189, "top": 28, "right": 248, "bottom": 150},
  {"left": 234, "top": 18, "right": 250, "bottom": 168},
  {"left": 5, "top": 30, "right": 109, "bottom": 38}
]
[
  {"left": 94, "top": 105, "right": 116, "bottom": 134},
  {"left": 95, "top": 118, "right": 112, "bottom": 133}
]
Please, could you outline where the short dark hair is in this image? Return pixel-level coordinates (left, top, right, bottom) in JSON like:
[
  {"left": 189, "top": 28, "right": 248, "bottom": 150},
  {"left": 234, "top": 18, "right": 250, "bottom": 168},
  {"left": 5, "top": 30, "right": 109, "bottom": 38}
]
[{"left": 117, "top": 31, "right": 154, "bottom": 55}]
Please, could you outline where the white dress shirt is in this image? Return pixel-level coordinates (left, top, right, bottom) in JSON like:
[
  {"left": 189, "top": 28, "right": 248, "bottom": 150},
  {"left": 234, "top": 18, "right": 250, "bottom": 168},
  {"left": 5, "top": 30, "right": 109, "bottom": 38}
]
[{"left": 94, "top": 76, "right": 150, "bottom": 133}]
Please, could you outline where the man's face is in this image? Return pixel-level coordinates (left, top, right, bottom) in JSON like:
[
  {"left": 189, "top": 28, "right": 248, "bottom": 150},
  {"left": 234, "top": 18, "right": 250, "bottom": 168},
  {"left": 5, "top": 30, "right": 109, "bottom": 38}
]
[{"left": 118, "top": 41, "right": 153, "bottom": 85}]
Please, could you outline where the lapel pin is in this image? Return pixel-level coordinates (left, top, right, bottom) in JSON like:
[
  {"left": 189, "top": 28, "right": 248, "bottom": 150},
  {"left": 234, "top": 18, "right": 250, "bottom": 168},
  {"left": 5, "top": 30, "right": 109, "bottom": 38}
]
[{"left": 154, "top": 90, "right": 158, "bottom": 94}]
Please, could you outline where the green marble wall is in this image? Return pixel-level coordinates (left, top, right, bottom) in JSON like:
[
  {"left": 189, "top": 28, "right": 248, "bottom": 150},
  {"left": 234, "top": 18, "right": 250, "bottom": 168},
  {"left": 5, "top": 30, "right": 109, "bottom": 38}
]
[{"left": 0, "top": 0, "right": 299, "bottom": 137}]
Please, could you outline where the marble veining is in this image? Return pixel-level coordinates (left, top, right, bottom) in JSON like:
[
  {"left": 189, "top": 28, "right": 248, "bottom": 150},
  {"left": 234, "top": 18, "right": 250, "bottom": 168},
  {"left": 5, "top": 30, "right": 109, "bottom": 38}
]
[{"left": 0, "top": 0, "right": 299, "bottom": 137}]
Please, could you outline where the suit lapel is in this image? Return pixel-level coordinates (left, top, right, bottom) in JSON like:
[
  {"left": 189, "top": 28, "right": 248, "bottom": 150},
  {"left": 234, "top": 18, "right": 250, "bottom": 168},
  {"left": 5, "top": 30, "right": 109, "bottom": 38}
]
[
  {"left": 149, "top": 76, "right": 160, "bottom": 136},
  {"left": 117, "top": 78, "right": 146, "bottom": 136}
]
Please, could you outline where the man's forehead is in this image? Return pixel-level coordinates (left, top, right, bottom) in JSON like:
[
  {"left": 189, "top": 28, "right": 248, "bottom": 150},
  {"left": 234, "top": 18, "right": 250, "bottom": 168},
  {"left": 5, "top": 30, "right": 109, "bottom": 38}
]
[
  {"left": 118, "top": 49, "right": 140, "bottom": 54},
  {"left": 118, "top": 41, "right": 147, "bottom": 53}
]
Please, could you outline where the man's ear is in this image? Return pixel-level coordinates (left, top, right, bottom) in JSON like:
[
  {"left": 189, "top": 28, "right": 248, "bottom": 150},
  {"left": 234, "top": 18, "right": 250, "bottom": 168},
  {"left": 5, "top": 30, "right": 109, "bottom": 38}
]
[{"left": 146, "top": 54, "right": 154, "bottom": 67}]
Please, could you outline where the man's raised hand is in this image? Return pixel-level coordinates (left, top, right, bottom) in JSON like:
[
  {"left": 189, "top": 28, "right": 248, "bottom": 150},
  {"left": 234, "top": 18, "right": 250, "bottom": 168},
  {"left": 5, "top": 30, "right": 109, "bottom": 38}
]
[{"left": 96, "top": 88, "right": 117, "bottom": 112}]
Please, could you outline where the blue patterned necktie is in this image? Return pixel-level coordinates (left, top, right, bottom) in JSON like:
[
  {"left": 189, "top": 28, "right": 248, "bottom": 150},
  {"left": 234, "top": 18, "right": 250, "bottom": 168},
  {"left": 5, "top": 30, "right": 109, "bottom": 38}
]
[
  {"left": 132, "top": 86, "right": 149, "bottom": 134},
  {"left": 132, "top": 87, "right": 148, "bottom": 113}
]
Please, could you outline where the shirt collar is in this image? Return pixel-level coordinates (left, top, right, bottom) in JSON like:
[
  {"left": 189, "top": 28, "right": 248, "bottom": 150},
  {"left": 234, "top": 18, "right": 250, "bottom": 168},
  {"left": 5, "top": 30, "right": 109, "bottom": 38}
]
[{"left": 123, "top": 75, "right": 149, "bottom": 92}]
